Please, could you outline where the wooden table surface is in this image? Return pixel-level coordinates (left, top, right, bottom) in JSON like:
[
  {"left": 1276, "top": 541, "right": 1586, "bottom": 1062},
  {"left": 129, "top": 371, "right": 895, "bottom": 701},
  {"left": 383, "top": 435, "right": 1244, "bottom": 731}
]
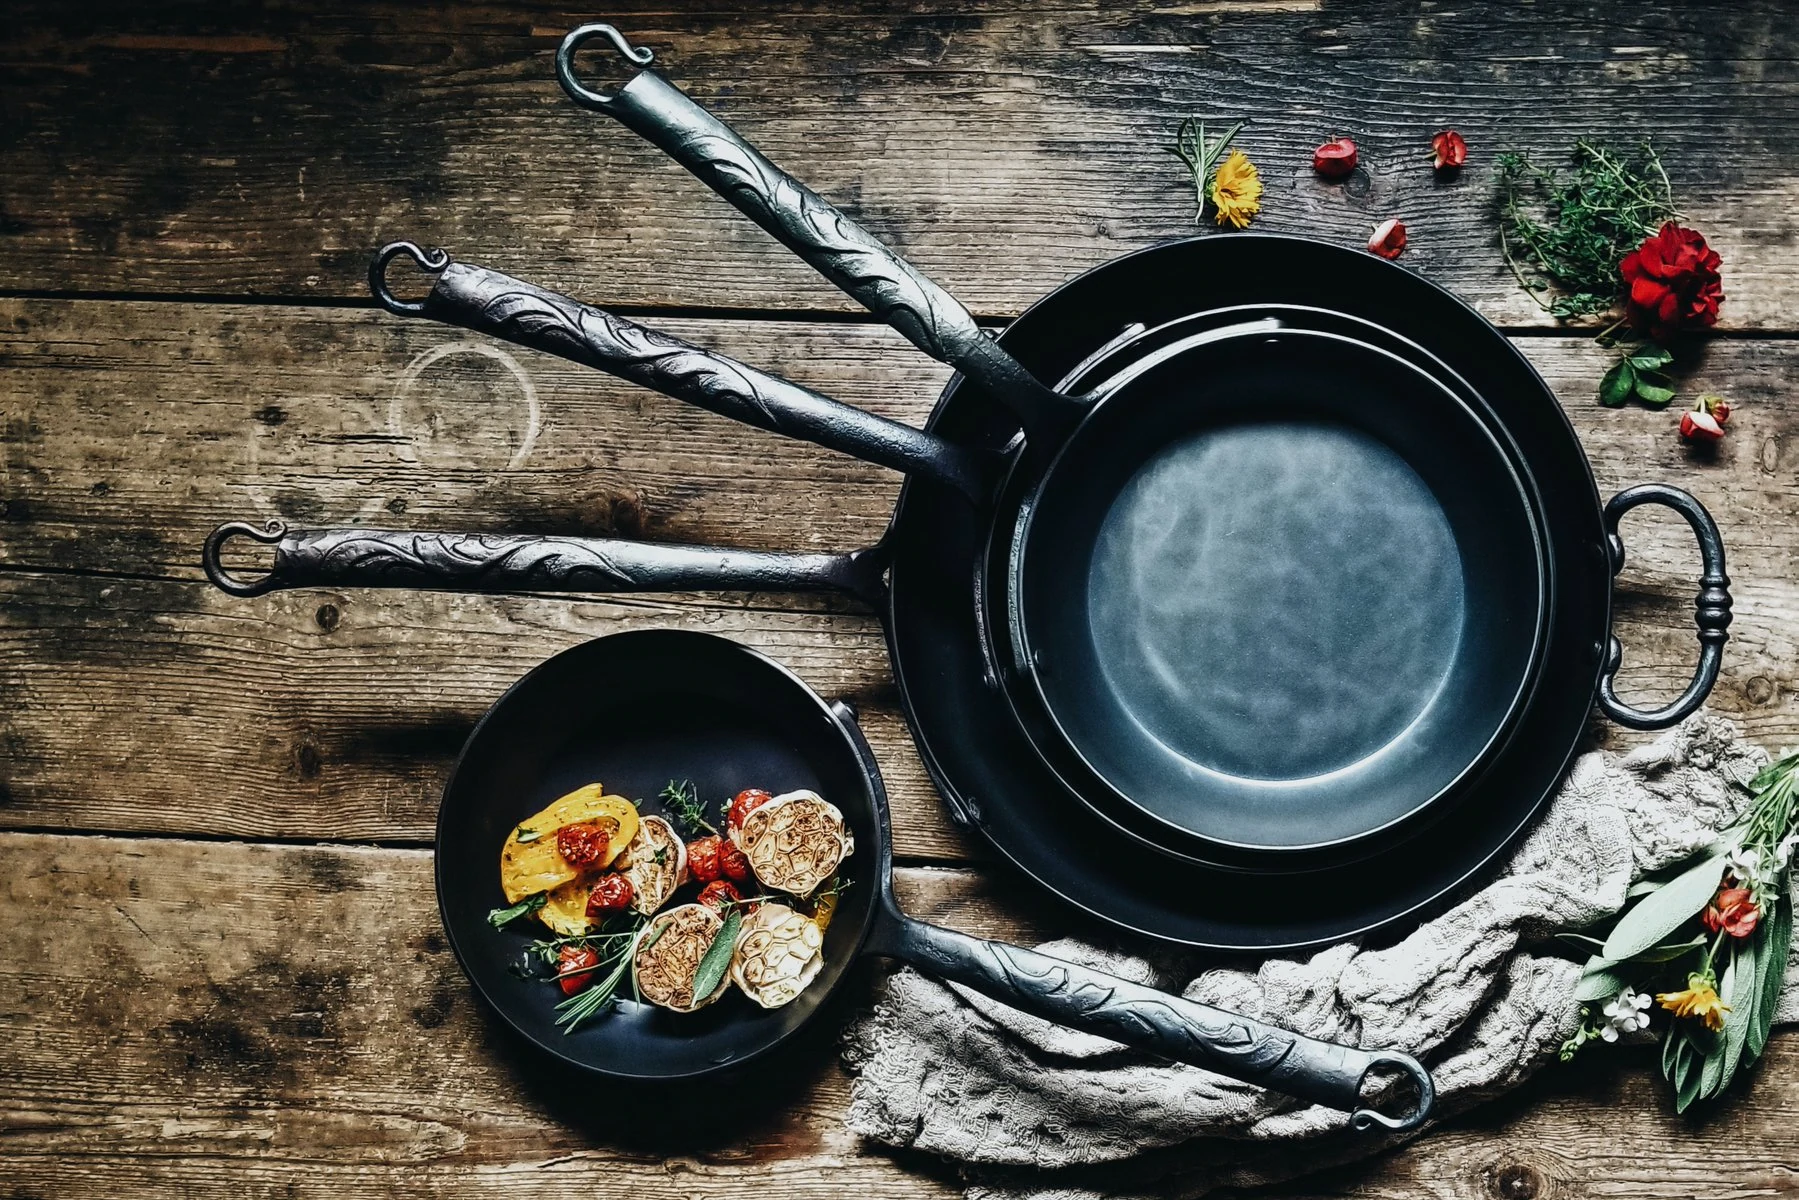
[{"left": 3, "top": 2, "right": 1797, "bottom": 1196}]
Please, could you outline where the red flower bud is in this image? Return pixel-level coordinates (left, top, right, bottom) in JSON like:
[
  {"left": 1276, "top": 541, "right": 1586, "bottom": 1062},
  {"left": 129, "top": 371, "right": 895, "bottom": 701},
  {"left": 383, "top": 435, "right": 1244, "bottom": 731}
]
[
  {"left": 1431, "top": 129, "right": 1468, "bottom": 170},
  {"left": 1367, "top": 218, "right": 1407, "bottom": 259},
  {"left": 1702, "top": 886, "right": 1759, "bottom": 937},
  {"left": 1679, "top": 409, "right": 1725, "bottom": 442},
  {"left": 1312, "top": 137, "right": 1359, "bottom": 178},
  {"left": 1699, "top": 395, "right": 1731, "bottom": 424}
]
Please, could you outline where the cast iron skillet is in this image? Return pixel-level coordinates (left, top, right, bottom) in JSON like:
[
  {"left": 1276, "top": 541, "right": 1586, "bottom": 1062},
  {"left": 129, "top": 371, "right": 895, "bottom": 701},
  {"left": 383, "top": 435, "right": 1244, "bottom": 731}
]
[
  {"left": 360, "top": 244, "right": 1544, "bottom": 861},
  {"left": 544, "top": 24, "right": 1556, "bottom": 859},
  {"left": 434, "top": 628, "right": 1434, "bottom": 1126}
]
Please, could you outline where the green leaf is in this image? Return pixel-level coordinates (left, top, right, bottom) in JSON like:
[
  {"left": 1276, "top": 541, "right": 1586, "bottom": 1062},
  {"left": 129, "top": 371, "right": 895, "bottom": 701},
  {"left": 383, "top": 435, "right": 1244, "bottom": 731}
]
[
  {"left": 1633, "top": 379, "right": 1676, "bottom": 408},
  {"left": 1748, "top": 895, "right": 1792, "bottom": 1061},
  {"left": 1719, "top": 935, "right": 1758, "bottom": 1089},
  {"left": 1628, "top": 346, "right": 1673, "bottom": 370},
  {"left": 515, "top": 825, "right": 543, "bottom": 843},
  {"left": 1660, "top": 1023, "right": 1681, "bottom": 1078},
  {"left": 1575, "top": 958, "right": 1633, "bottom": 1002},
  {"left": 1747, "top": 750, "right": 1799, "bottom": 795},
  {"left": 487, "top": 892, "right": 547, "bottom": 928},
  {"left": 1635, "top": 936, "right": 1708, "bottom": 964},
  {"left": 1603, "top": 852, "right": 1727, "bottom": 961},
  {"left": 1599, "top": 360, "right": 1636, "bottom": 407},
  {"left": 1627, "top": 877, "right": 1664, "bottom": 899},
  {"left": 690, "top": 908, "right": 743, "bottom": 1002},
  {"left": 1676, "top": 1036, "right": 1705, "bottom": 1113}
]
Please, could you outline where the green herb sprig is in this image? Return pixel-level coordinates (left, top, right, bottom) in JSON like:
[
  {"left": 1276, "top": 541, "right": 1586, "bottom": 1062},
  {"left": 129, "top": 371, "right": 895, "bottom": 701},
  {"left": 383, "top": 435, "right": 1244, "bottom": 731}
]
[
  {"left": 1497, "top": 139, "right": 1676, "bottom": 321},
  {"left": 487, "top": 892, "right": 547, "bottom": 928},
  {"left": 660, "top": 779, "right": 717, "bottom": 837},
  {"left": 1168, "top": 118, "right": 1243, "bottom": 225},
  {"left": 1559, "top": 750, "right": 1799, "bottom": 1109}
]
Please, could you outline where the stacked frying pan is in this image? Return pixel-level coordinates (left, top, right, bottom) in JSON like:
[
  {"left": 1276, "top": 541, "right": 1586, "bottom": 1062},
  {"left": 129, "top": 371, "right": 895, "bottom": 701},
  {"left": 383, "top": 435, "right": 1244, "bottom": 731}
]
[{"left": 206, "top": 24, "right": 1732, "bottom": 950}]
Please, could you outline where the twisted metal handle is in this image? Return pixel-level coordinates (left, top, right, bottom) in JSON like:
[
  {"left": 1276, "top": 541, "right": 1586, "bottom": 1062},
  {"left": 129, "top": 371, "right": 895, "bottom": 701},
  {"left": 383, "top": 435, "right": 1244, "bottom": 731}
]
[
  {"left": 202, "top": 521, "right": 888, "bottom": 605},
  {"left": 868, "top": 913, "right": 1433, "bottom": 1130},
  {"left": 555, "top": 23, "right": 1084, "bottom": 447},
  {"left": 368, "top": 244, "right": 991, "bottom": 500},
  {"left": 1597, "top": 484, "right": 1732, "bottom": 730}
]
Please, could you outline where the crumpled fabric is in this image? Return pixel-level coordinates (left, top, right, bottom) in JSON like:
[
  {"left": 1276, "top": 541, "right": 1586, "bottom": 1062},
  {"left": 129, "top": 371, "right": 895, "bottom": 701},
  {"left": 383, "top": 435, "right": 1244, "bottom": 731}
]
[{"left": 842, "top": 714, "right": 1797, "bottom": 1199}]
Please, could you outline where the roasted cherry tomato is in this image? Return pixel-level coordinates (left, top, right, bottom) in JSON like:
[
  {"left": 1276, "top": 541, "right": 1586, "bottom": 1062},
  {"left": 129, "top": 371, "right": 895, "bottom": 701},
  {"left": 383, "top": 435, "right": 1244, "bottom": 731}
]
[
  {"left": 557, "top": 943, "right": 599, "bottom": 996},
  {"left": 718, "top": 839, "right": 753, "bottom": 885},
  {"left": 697, "top": 880, "right": 742, "bottom": 912},
  {"left": 585, "top": 873, "right": 635, "bottom": 920},
  {"left": 687, "top": 835, "right": 723, "bottom": 884},
  {"left": 727, "top": 788, "right": 774, "bottom": 832},
  {"left": 555, "top": 820, "right": 613, "bottom": 871}
]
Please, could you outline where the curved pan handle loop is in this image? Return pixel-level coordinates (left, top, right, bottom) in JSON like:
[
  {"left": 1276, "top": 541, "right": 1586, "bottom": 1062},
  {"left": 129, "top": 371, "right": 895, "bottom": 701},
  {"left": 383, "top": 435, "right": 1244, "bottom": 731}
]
[
  {"left": 368, "top": 244, "right": 992, "bottom": 502},
  {"left": 202, "top": 522, "right": 889, "bottom": 607},
  {"left": 867, "top": 912, "right": 1433, "bottom": 1130},
  {"left": 554, "top": 24, "right": 1084, "bottom": 449},
  {"left": 1597, "top": 483, "right": 1732, "bottom": 730}
]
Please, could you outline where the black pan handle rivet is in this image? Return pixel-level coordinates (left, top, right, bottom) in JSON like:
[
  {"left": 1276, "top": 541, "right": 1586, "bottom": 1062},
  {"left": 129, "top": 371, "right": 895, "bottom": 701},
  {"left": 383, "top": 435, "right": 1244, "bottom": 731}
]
[
  {"left": 1596, "top": 484, "right": 1731, "bottom": 731},
  {"left": 556, "top": 23, "right": 655, "bottom": 109}
]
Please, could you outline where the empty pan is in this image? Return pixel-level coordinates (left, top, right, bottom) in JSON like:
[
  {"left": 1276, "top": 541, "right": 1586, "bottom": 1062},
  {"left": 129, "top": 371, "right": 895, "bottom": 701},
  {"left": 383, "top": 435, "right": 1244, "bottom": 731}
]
[{"left": 434, "top": 627, "right": 1435, "bottom": 1126}]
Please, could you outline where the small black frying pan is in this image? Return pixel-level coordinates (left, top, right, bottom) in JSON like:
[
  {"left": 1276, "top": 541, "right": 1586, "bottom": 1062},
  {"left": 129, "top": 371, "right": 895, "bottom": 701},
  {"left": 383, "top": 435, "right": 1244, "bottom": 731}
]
[{"left": 435, "top": 628, "right": 1433, "bottom": 1128}]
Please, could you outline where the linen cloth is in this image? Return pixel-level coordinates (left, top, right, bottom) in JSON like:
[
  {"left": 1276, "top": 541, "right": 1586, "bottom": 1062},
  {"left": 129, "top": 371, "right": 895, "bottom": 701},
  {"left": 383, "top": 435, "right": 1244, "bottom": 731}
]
[{"left": 842, "top": 714, "right": 1798, "bottom": 1199}]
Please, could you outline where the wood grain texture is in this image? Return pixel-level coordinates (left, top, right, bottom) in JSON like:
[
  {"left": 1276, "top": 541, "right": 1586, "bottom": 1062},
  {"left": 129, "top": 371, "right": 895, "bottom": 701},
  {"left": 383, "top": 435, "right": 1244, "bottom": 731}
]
[
  {"left": 1, "top": 300, "right": 1796, "bottom": 849},
  {"left": 3, "top": 831, "right": 1798, "bottom": 1200},
  {"left": 2, "top": 1, "right": 1797, "bottom": 327}
]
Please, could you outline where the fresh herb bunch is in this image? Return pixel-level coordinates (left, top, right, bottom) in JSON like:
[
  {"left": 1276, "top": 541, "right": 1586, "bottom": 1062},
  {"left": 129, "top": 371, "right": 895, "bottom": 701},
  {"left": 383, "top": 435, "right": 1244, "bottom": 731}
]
[
  {"left": 1497, "top": 139, "right": 1677, "bottom": 320},
  {"left": 520, "top": 919, "right": 647, "bottom": 1032},
  {"left": 1559, "top": 750, "right": 1799, "bottom": 1110}
]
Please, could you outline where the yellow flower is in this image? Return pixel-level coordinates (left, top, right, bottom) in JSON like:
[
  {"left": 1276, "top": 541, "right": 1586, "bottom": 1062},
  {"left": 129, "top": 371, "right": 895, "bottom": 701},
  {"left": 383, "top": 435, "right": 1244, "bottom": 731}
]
[
  {"left": 1657, "top": 975, "right": 1729, "bottom": 1033},
  {"left": 1209, "top": 150, "right": 1262, "bottom": 230}
]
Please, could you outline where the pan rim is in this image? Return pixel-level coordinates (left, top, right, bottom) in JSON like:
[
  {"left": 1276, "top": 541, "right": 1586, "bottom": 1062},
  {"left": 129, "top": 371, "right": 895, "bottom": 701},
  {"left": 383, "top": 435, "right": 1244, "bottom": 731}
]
[
  {"left": 433, "top": 627, "right": 886, "bottom": 1081},
  {"left": 883, "top": 231, "right": 1610, "bottom": 950},
  {"left": 1008, "top": 323, "right": 1551, "bottom": 855}
]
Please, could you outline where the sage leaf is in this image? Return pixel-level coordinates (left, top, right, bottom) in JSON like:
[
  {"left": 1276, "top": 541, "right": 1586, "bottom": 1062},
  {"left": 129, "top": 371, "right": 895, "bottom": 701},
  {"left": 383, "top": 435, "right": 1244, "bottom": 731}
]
[
  {"left": 1660, "top": 1022, "right": 1681, "bottom": 1078},
  {"left": 1556, "top": 932, "right": 1607, "bottom": 953},
  {"left": 487, "top": 892, "right": 547, "bottom": 928},
  {"left": 1719, "top": 936, "right": 1757, "bottom": 1089},
  {"left": 1748, "top": 895, "right": 1792, "bottom": 1060},
  {"left": 1634, "top": 936, "right": 1707, "bottom": 964},
  {"left": 1676, "top": 1036, "right": 1705, "bottom": 1113},
  {"left": 691, "top": 908, "right": 743, "bottom": 1002},
  {"left": 1603, "top": 851, "right": 1726, "bottom": 961},
  {"left": 1575, "top": 959, "right": 1632, "bottom": 1003},
  {"left": 1626, "top": 877, "right": 1663, "bottom": 899},
  {"left": 1599, "top": 360, "right": 1635, "bottom": 407}
]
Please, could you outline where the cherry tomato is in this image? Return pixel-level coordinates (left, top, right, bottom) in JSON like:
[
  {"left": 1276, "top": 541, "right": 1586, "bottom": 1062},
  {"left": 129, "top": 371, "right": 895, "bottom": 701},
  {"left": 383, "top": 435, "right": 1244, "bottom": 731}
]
[
  {"left": 555, "top": 820, "right": 613, "bottom": 871},
  {"left": 557, "top": 944, "right": 599, "bottom": 996},
  {"left": 718, "top": 839, "right": 753, "bottom": 885},
  {"left": 687, "top": 836, "right": 723, "bottom": 884},
  {"left": 585, "top": 873, "right": 635, "bottom": 920},
  {"left": 697, "top": 880, "right": 741, "bottom": 912},
  {"left": 728, "top": 788, "right": 774, "bottom": 832}
]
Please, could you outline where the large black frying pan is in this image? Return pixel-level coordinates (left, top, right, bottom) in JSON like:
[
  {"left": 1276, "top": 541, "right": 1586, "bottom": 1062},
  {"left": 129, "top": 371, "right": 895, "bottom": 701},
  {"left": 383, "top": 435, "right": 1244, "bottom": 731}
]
[
  {"left": 544, "top": 24, "right": 1556, "bottom": 860},
  {"left": 435, "top": 628, "right": 1434, "bottom": 1127}
]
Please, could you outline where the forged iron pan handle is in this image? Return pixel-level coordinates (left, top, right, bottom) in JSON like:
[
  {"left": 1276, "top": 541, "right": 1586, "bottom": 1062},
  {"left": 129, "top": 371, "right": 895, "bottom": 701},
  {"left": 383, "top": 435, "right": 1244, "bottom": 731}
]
[
  {"left": 1597, "top": 484, "right": 1731, "bottom": 730},
  {"left": 866, "top": 911, "right": 1433, "bottom": 1130},
  {"left": 202, "top": 520, "right": 888, "bottom": 605},
  {"left": 370, "top": 243, "right": 991, "bottom": 502},
  {"left": 554, "top": 24, "right": 1084, "bottom": 448}
]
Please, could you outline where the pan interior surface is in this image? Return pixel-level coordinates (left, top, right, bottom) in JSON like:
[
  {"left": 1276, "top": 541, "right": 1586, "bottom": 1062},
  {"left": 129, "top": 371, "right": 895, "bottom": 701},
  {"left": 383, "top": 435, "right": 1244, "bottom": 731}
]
[
  {"left": 436, "top": 630, "right": 881, "bottom": 1080},
  {"left": 1018, "top": 330, "right": 1544, "bottom": 851}
]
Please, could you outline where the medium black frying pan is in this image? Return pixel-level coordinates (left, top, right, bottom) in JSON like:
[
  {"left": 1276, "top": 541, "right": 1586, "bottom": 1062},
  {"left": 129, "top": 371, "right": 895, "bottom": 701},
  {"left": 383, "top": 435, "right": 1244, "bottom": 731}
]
[{"left": 435, "top": 627, "right": 1434, "bottom": 1125}]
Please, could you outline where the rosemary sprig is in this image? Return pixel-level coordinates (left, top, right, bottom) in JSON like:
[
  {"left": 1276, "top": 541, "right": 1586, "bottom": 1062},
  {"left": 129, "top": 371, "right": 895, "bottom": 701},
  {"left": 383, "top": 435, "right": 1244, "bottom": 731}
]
[
  {"left": 1168, "top": 118, "right": 1244, "bottom": 224},
  {"left": 660, "top": 779, "right": 718, "bottom": 837}
]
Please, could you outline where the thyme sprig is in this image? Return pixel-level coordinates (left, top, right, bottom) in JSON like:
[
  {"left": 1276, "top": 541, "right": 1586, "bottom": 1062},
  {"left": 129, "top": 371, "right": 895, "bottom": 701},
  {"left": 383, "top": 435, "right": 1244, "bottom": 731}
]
[
  {"left": 660, "top": 778, "right": 717, "bottom": 837},
  {"left": 1497, "top": 139, "right": 1677, "bottom": 321}
]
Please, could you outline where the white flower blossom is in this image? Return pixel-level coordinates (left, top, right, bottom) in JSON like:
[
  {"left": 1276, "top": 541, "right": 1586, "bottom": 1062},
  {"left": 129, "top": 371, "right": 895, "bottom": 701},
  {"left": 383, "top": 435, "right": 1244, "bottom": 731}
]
[
  {"left": 1726, "top": 844, "right": 1762, "bottom": 884},
  {"left": 1599, "top": 987, "right": 1653, "bottom": 1042}
]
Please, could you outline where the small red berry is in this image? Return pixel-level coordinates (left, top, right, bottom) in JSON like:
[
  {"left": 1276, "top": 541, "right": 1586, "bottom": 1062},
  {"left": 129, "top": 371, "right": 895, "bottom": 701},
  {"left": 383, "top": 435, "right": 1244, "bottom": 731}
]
[{"left": 1312, "top": 137, "right": 1359, "bottom": 178}]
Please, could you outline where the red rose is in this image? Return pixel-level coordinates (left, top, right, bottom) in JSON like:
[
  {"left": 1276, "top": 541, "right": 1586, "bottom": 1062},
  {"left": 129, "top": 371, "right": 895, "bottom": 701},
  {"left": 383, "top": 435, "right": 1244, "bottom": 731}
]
[
  {"left": 1702, "top": 886, "right": 1759, "bottom": 937},
  {"left": 1367, "top": 218, "right": 1407, "bottom": 259},
  {"left": 1431, "top": 130, "right": 1467, "bottom": 170},
  {"left": 1679, "top": 409, "right": 1725, "bottom": 442},
  {"left": 1620, "top": 223, "right": 1724, "bottom": 342},
  {"left": 1313, "top": 137, "right": 1359, "bottom": 178}
]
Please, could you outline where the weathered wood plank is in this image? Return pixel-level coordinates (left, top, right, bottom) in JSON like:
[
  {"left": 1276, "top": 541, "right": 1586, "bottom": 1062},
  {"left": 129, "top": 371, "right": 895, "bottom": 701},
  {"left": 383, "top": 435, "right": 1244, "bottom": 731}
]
[
  {"left": 3, "top": 831, "right": 1798, "bottom": 1200},
  {"left": 1, "top": 300, "right": 1796, "bottom": 847},
  {"left": 1, "top": 2, "right": 1796, "bottom": 327}
]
